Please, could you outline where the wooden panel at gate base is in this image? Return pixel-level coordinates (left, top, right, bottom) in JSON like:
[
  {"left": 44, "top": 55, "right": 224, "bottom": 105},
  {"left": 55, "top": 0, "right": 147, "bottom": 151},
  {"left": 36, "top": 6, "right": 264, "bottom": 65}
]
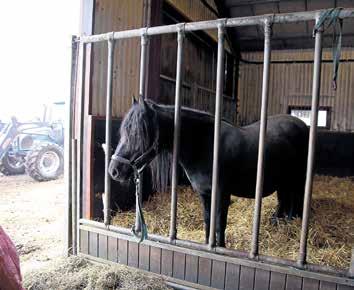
[
  {"left": 211, "top": 260, "right": 226, "bottom": 289},
  {"left": 118, "top": 239, "right": 128, "bottom": 265},
  {"left": 107, "top": 236, "right": 118, "bottom": 262},
  {"left": 185, "top": 254, "right": 199, "bottom": 284},
  {"left": 254, "top": 268, "right": 270, "bottom": 290},
  {"left": 286, "top": 274, "right": 302, "bottom": 290},
  {"left": 139, "top": 244, "right": 150, "bottom": 271},
  {"left": 303, "top": 277, "right": 320, "bottom": 290},
  {"left": 270, "top": 272, "right": 287, "bottom": 290},
  {"left": 98, "top": 234, "right": 107, "bottom": 260},
  {"left": 128, "top": 241, "right": 139, "bottom": 268},
  {"left": 79, "top": 226, "right": 354, "bottom": 290},
  {"left": 161, "top": 249, "right": 173, "bottom": 277},
  {"left": 239, "top": 265, "right": 255, "bottom": 290},
  {"left": 88, "top": 232, "right": 98, "bottom": 257},
  {"left": 173, "top": 251, "right": 186, "bottom": 280},
  {"left": 80, "top": 230, "right": 89, "bottom": 254},
  {"left": 319, "top": 280, "right": 337, "bottom": 290},
  {"left": 150, "top": 246, "right": 161, "bottom": 274},
  {"left": 225, "top": 263, "right": 240, "bottom": 290}
]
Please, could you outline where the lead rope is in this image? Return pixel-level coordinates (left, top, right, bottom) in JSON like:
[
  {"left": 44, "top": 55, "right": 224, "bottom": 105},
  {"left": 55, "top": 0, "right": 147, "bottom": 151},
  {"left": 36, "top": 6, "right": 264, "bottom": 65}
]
[
  {"left": 131, "top": 170, "right": 148, "bottom": 242},
  {"left": 313, "top": 7, "right": 343, "bottom": 90}
]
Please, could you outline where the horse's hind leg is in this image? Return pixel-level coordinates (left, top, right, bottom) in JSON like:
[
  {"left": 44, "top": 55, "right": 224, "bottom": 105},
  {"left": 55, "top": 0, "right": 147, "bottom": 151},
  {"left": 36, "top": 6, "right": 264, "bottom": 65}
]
[
  {"left": 273, "top": 188, "right": 293, "bottom": 220},
  {"left": 274, "top": 183, "right": 304, "bottom": 221}
]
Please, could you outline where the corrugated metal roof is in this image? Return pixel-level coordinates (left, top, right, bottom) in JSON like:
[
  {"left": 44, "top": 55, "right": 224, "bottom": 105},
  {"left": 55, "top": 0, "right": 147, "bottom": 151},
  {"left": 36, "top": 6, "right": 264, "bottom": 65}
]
[{"left": 221, "top": 0, "right": 354, "bottom": 51}]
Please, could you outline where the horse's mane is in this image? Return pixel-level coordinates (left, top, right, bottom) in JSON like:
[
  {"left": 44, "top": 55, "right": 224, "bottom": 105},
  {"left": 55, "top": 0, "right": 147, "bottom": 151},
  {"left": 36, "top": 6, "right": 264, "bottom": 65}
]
[{"left": 147, "top": 99, "right": 235, "bottom": 126}]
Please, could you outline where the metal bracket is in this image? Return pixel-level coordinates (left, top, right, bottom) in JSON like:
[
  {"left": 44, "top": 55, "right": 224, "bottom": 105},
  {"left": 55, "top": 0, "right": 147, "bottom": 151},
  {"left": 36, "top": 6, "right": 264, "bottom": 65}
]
[
  {"left": 107, "top": 31, "right": 114, "bottom": 43},
  {"left": 140, "top": 27, "right": 149, "bottom": 45},
  {"left": 177, "top": 23, "right": 186, "bottom": 41},
  {"left": 217, "top": 18, "right": 227, "bottom": 38},
  {"left": 264, "top": 16, "right": 274, "bottom": 38}
]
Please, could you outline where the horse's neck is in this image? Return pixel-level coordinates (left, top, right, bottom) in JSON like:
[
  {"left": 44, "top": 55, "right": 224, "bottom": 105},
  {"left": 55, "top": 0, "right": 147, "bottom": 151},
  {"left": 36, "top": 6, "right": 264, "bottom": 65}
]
[{"left": 155, "top": 107, "right": 175, "bottom": 152}]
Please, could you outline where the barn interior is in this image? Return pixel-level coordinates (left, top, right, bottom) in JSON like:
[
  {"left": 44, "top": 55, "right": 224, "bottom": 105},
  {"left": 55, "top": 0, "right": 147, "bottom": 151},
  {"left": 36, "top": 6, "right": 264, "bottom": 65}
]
[{"left": 77, "top": 0, "right": 354, "bottom": 273}]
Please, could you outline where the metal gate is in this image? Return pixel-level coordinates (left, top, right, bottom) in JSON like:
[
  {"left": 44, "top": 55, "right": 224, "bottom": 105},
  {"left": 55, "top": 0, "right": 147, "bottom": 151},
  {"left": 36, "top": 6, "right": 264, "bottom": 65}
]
[{"left": 66, "top": 8, "right": 354, "bottom": 290}]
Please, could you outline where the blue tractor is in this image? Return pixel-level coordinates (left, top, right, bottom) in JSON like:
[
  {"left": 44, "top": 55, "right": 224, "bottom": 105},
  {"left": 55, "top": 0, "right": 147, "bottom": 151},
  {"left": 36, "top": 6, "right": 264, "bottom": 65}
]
[{"left": 0, "top": 102, "right": 64, "bottom": 181}]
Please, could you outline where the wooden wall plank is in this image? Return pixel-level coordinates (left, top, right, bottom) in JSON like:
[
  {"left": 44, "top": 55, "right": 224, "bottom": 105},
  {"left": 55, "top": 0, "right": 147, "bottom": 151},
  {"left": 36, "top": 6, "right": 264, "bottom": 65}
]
[
  {"left": 80, "top": 230, "right": 89, "bottom": 254},
  {"left": 198, "top": 257, "right": 212, "bottom": 287},
  {"left": 150, "top": 246, "right": 161, "bottom": 274},
  {"left": 286, "top": 275, "right": 302, "bottom": 290},
  {"left": 118, "top": 239, "right": 128, "bottom": 265},
  {"left": 254, "top": 268, "right": 270, "bottom": 290},
  {"left": 185, "top": 254, "right": 199, "bottom": 284},
  {"left": 303, "top": 278, "right": 320, "bottom": 290},
  {"left": 161, "top": 249, "right": 173, "bottom": 277},
  {"left": 225, "top": 263, "right": 240, "bottom": 290},
  {"left": 107, "top": 236, "right": 118, "bottom": 262},
  {"left": 128, "top": 241, "right": 139, "bottom": 268},
  {"left": 270, "top": 272, "right": 286, "bottom": 290},
  {"left": 88, "top": 231, "right": 98, "bottom": 257},
  {"left": 173, "top": 252, "right": 186, "bottom": 280},
  {"left": 319, "top": 280, "right": 337, "bottom": 290},
  {"left": 98, "top": 234, "right": 108, "bottom": 259},
  {"left": 139, "top": 244, "right": 150, "bottom": 271},
  {"left": 239, "top": 265, "right": 255, "bottom": 290},
  {"left": 211, "top": 260, "right": 226, "bottom": 289}
]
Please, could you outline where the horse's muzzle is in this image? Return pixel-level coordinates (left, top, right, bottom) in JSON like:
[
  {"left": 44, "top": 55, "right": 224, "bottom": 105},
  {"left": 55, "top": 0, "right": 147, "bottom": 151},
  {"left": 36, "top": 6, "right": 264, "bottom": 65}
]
[{"left": 108, "top": 159, "right": 120, "bottom": 181}]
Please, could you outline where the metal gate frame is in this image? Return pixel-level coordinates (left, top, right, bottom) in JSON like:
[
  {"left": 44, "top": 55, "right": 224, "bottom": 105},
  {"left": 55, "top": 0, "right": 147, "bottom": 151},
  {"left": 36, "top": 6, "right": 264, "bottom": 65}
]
[{"left": 66, "top": 8, "right": 354, "bottom": 290}]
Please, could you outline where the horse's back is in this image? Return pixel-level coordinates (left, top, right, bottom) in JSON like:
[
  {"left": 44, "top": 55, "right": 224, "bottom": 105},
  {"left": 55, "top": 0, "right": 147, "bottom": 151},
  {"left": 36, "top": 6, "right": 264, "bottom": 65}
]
[{"left": 229, "top": 115, "right": 308, "bottom": 197}]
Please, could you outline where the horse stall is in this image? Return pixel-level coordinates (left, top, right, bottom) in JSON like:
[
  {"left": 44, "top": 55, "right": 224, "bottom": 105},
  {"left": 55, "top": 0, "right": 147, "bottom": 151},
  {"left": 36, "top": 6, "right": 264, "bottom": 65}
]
[{"left": 65, "top": 1, "right": 354, "bottom": 289}]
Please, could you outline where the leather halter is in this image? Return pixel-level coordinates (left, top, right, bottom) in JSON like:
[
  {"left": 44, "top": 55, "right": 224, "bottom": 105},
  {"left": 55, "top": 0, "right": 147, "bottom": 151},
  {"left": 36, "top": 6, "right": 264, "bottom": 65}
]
[{"left": 111, "top": 135, "right": 158, "bottom": 179}]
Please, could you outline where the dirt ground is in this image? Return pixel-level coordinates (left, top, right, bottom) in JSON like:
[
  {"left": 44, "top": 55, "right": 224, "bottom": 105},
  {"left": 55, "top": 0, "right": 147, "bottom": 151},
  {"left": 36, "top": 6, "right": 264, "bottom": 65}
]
[
  {"left": 0, "top": 174, "right": 65, "bottom": 275},
  {"left": 0, "top": 174, "right": 170, "bottom": 290}
]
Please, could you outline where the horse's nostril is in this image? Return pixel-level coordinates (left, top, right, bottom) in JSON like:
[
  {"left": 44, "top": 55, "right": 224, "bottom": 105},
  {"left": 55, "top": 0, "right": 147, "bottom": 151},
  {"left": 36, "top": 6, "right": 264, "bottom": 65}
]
[{"left": 112, "top": 168, "right": 119, "bottom": 179}]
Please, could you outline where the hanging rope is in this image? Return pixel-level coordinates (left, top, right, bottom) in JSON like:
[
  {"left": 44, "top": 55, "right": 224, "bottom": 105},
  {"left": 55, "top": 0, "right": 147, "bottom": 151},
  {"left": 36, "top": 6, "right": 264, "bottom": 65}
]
[
  {"left": 313, "top": 8, "right": 343, "bottom": 90},
  {"left": 131, "top": 171, "right": 148, "bottom": 243}
]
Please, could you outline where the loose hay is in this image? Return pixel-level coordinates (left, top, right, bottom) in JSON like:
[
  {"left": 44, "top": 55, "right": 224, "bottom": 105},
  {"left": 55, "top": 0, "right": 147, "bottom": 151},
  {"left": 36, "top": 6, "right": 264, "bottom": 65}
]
[
  {"left": 23, "top": 256, "right": 170, "bottom": 290},
  {"left": 112, "top": 175, "right": 354, "bottom": 269}
]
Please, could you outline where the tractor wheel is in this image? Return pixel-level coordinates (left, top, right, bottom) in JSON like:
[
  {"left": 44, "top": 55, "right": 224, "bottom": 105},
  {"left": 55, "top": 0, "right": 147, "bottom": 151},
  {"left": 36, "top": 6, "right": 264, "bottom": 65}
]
[
  {"left": 25, "top": 143, "right": 64, "bottom": 181},
  {"left": 0, "top": 153, "right": 25, "bottom": 175}
]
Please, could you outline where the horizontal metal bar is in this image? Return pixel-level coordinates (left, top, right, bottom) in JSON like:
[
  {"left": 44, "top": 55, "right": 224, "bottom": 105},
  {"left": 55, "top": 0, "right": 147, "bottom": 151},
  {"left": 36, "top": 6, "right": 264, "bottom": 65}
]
[{"left": 79, "top": 8, "right": 354, "bottom": 43}]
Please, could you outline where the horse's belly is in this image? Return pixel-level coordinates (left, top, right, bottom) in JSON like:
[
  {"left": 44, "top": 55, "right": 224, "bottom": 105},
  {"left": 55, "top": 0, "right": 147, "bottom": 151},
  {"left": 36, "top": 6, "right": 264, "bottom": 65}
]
[{"left": 227, "top": 172, "right": 278, "bottom": 199}]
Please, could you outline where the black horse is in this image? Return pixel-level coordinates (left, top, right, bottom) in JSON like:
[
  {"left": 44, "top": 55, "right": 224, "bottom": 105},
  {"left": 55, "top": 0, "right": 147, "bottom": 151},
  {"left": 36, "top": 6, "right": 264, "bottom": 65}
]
[{"left": 109, "top": 97, "right": 309, "bottom": 246}]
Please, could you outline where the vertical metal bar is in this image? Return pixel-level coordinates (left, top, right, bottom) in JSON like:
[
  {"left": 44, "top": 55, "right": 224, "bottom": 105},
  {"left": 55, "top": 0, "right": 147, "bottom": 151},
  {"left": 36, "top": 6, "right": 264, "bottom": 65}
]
[
  {"left": 104, "top": 34, "right": 115, "bottom": 226},
  {"left": 169, "top": 25, "right": 185, "bottom": 241},
  {"left": 71, "top": 139, "right": 78, "bottom": 255},
  {"left": 76, "top": 41, "right": 86, "bottom": 253},
  {"left": 209, "top": 22, "right": 225, "bottom": 248},
  {"left": 349, "top": 248, "right": 354, "bottom": 277},
  {"left": 135, "top": 31, "right": 148, "bottom": 232},
  {"left": 297, "top": 17, "right": 323, "bottom": 267},
  {"left": 64, "top": 35, "right": 77, "bottom": 256},
  {"left": 250, "top": 19, "right": 272, "bottom": 259}
]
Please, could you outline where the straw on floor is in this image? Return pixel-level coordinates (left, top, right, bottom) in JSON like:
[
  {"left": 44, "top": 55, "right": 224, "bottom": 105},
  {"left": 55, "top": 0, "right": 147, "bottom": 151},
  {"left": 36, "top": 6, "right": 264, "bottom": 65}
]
[{"left": 112, "top": 175, "right": 354, "bottom": 269}]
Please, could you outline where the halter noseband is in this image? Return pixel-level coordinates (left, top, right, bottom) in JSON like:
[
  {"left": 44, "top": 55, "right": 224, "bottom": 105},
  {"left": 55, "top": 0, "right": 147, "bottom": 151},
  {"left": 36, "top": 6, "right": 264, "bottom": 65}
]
[{"left": 111, "top": 137, "right": 158, "bottom": 179}]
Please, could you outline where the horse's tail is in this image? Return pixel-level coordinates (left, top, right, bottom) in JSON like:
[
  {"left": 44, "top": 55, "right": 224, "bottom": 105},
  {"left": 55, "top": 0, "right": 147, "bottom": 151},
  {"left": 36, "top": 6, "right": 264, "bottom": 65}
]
[{"left": 149, "top": 150, "right": 172, "bottom": 193}]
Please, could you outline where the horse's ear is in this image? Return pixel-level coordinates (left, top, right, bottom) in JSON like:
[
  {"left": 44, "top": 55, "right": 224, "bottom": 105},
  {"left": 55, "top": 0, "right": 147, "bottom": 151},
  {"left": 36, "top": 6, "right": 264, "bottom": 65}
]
[{"left": 131, "top": 96, "right": 137, "bottom": 105}]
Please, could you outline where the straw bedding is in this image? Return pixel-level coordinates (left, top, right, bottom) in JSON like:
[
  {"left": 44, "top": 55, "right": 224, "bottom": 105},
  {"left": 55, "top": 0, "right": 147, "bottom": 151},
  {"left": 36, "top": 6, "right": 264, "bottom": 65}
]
[
  {"left": 112, "top": 175, "right": 354, "bottom": 269},
  {"left": 23, "top": 256, "right": 170, "bottom": 290}
]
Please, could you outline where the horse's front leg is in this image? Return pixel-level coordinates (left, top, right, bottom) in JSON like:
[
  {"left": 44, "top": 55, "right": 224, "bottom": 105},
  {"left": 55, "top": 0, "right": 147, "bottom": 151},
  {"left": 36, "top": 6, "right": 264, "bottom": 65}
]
[
  {"left": 216, "top": 193, "right": 230, "bottom": 247},
  {"left": 199, "top": 193, "right": 211, "bottom": 244}
]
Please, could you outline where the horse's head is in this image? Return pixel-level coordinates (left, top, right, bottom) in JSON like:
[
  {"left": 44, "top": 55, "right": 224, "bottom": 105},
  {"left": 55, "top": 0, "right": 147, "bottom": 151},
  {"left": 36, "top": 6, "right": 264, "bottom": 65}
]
[{"left": 109, "top": 96, "right": 158, "bottom": 182}]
